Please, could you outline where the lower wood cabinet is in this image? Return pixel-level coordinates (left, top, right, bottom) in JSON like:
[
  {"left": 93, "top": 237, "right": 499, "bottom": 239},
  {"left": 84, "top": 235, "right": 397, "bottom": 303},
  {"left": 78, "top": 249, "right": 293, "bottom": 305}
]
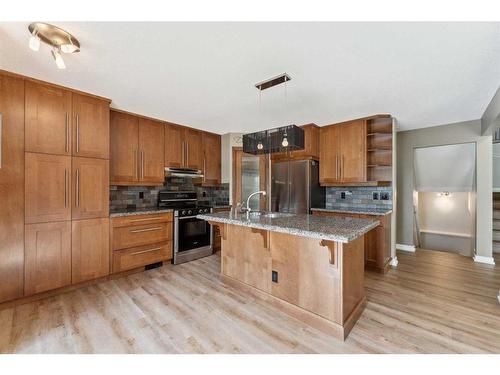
[
  {"left": 110, "top": 212, "right": 174, "bottom": 273},
  {"left": 212, "top": 207, "right": 231, "bottom": 251},
  {"left": 72, "top": 218, "right": 110, "bottom": 284},
  {"left": 25, "top": 221, "right": 72, "bottom": 295},
  {"left": 312, "top": 210, "right": 391, "bottom": 273}
]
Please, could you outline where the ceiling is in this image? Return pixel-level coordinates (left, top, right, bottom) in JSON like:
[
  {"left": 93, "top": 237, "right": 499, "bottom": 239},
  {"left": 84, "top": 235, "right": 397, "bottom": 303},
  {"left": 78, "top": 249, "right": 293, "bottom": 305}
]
[{"left": 1, "top": 22, "right": 499, "bottom": 134}]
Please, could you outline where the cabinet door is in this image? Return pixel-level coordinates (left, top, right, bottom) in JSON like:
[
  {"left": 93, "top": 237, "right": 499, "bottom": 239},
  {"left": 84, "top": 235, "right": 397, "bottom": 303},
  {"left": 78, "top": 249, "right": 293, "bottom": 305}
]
[
  {"left": 25, "top": 221, "right": 72, "bottom": 295},
  {"left": 340, "top": 120, "right": 366, "bottom": 182},
  {"left": 72, "top": 218, "right": 110, "bottom": 283},
  {"left": 138, "top": 118, "right": 165, "bottom": 184},
  {"left": 319, "top": 125, "right": 341, "bottom": 184},
  {"left": 25, "top": 81, "right": 72, "bottom": 155},
  {"left": 0, "top": 73, "right": 25, "bottom": 303},
  {"left": 72, "top": 93, "right": 110, "bottom": 159},
  {"left": 110, "top": 111, "right": 139, "bottom": 184},
  {"left": 25, "top": 153, "right": 71, "bottom": 224},
  {"left": 72, "top": 157, "right": 109, "bottom": 220},
  {"left": 185, "top": 129, "right": 203, "bottom": 170},
  {"left": 202, "top": 132, "right": 221, "bottom": 186},
  {"left": 164, "top": 123, "right": 184, "bottom": 168}
]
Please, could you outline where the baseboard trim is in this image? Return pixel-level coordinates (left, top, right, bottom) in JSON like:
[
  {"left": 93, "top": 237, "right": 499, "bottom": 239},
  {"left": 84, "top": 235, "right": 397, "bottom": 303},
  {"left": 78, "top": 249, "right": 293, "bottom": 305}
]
[
  {"left": 473, "top": 255, "right": 496, "bottom": 265},
  {"left": 396, "top": 244, "right": 416, "bottom": 252}
]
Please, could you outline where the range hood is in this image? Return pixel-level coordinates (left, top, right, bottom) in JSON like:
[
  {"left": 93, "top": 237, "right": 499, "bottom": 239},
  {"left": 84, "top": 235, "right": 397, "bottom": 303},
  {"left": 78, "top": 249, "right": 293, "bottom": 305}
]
[
  {"left": 165, "top": 167, "right": 204, "bottom": 178},
  {"left": 243, "top": 125, "right": 304, "bottom": 155}
]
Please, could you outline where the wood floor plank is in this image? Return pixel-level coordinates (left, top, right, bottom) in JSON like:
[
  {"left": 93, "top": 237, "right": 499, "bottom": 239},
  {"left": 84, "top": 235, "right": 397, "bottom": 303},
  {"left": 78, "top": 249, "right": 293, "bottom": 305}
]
[{"left": 0, "top": 249, "right": 499, "bottom": 353}]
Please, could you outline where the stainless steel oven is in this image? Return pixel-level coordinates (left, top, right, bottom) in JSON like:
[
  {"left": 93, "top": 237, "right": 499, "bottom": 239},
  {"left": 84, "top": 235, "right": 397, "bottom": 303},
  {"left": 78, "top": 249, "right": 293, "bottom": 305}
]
[
  {"left": 158, "top": 189, "right": 213, "bottom": 264},
  {"left": 174, "top": 207, "right": 213, "bottom": 264}
]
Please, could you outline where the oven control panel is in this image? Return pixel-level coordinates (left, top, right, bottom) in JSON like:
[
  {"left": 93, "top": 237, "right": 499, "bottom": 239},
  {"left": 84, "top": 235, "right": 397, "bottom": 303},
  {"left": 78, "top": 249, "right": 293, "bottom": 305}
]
[{"left": 176, "top": 207, "right": 211, "bottom": 217}]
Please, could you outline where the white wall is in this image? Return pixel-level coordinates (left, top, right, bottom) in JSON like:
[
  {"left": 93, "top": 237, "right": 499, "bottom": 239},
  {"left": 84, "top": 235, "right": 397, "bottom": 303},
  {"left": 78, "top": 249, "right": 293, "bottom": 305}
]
[{"left": 493, "top": 143, "right": 500, "bottom": 191}]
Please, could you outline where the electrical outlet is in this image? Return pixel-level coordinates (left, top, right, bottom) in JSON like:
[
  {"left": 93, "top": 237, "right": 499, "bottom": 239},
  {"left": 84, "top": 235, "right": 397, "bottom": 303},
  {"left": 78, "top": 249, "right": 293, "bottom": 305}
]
[
  {"left": 380, "top": 192, "right": 390, "bottom": 201},
  {"left": 272, "top": 270, "right": 278, "bottom": 283},
  {"left": 341, "top": 192, "right": 346, "bottom": 199},
  {"left": 139, "top": 191, "right": 144, "bottom": 199},
  {"left": 372, "top": 192, "right": 379, "bottom": 200}
]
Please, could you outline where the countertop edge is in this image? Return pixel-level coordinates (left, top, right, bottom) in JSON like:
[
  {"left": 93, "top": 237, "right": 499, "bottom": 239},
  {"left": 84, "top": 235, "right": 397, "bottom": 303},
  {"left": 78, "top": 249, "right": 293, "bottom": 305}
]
[
  {"left": 311, "top": 207, "right": 393, "bottom": 216},
  {"left": 110, "top": 208, "right": 174, "bottom": 218},
  {"left": 197, "top": 214, "right": 379, "bottom": 243}
]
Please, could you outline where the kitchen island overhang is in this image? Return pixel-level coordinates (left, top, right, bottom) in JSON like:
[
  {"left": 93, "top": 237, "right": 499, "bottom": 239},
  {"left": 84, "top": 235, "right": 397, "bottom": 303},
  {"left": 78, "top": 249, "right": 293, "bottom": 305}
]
[{"left": 197, "top": 212, "right": 379, "bottom": 341}]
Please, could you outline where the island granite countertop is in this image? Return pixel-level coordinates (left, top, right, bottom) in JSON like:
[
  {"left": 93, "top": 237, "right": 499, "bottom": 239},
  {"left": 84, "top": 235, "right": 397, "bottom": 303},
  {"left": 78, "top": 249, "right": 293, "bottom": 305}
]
[
  {"left": 197, "top": 212, "right": 379, "bottom": 243},
  {"left": 311, "top": 206, "right": 392, "bottom": 216}
]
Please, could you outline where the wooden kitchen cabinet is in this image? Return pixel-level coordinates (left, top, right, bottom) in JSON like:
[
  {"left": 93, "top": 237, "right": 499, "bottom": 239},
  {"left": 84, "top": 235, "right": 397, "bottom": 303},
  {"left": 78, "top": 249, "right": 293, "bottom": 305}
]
[
  {"left": 0, "top": 73, "right": 25, "bottom": 303},
  {"left": 24, "top": 221, "right": 72, "bottom": 295},
  {"left": 202, "top": 132, "right": 221, "bottom": 186},
  {"left": 110, "top": 111, "right": 139, "bottom": 184},
  {"left": 164, "top": 123, "right": 184, "bottom": 168},
  {"left": 25, "top": 81, "right": 72, "bottom": 156},
  {"left": 312, "top": 210, "right": 391, "bottom": 273},
  {"left": 272, "top": 123, "right": 320, "bottom": 161},
  {"left": 319, "top": 120, "right": 366, "bottom": 185},
  {"left": 138, "top": 118, "right": 165, "bottom": 184},
  {"left": 25, "top": 152, "right": 72, "bottom": 224},
  {"left": 212, "top": 206, "right": 231, "bottom": 251},
  {"left": 72, "top": 218, "right": 110, "bottom": 284},
  {"left": 164, "top": 124, "right": 203, "bottom": 171},
  {"left": 110, "top": 110, "right": 165, "bottom": 186},
  {"left": 72, "top": 157, "right": 109, "bottom": 220},
  {"left": 72, "top": 93, "right": 110, "bottom": 159}
]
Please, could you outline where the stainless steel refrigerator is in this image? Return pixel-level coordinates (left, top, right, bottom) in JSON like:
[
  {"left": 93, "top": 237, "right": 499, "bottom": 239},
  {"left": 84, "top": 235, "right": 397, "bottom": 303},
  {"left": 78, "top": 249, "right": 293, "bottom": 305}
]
[{"left": 271, "top": 159, "right": 325, "bottom": 214}]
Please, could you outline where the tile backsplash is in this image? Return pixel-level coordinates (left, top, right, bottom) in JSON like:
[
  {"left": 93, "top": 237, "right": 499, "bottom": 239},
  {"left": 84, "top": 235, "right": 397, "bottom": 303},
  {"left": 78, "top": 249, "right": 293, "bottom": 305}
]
[
  {"left": 325, "top": 186, "right": 393, "bottom": 209},
  {"left": 110, "top": 183, "right": 230, "bottom": 211}
]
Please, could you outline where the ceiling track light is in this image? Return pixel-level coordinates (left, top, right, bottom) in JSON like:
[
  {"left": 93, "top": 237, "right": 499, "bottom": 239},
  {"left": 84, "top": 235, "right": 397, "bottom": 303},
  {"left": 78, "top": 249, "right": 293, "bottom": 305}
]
[{"left": 28, "top": 22, "right": 80, "bottom": 69}]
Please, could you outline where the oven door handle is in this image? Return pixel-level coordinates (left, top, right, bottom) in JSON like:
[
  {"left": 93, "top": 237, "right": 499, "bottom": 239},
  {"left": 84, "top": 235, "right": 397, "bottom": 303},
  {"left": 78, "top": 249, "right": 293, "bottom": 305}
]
[{"left": 178, "top": 215, "right": 203, "bottom": 219}]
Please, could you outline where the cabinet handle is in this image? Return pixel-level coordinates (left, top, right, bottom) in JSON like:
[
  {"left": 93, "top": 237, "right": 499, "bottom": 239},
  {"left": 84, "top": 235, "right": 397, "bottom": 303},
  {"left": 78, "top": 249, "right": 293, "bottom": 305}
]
[
  {"left": 75, "top": 114, "right": 80, "bottom": 153},
  {"left": 75, "top": 168, "right": 80, "bottom": 207},
  {"left": 186, "top": 142, "right": 189, "bottom": 166},
  {"left": 335, "top": 155, "right": 338, "bottom": 180},
  {"left": 129, "top": 217, "right": 162, "bottom": 223},
  {"left": 130, "top": 247, "right": 162, "bottom": 256},
  {"left": 0, "top": 112, "right": 2, "bottom": 169},
  {"left": 65, "top": 113, "right": 69, "bottom": 153},
  {"left": 134, "top": 149, "right": 138, "bottom": 179},
  {"left": 342, "top": 155, "right": 345, "bottom": 180},
  {"left": 181, "top": 142, "right": 185, "bottom": 166},
  {"left": 129, "top": 226, "right": 163, "bottom": 233},
  {"left": 203, "top": 157, "right": 206, "bottom": 182},
  {"left": 141, "top": 150, "right": 145, "bottom": 179},
  {"left": 64, "top": 169, "right": 68, "bottom": 207}
]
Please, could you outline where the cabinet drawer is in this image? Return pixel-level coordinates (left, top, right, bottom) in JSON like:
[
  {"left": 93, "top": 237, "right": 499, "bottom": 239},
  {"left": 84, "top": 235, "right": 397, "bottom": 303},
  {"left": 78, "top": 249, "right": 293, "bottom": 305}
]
[
  {"left": 112, "top": 221, "right": 172, "bottom": 250},
  {"left": 113, "top": 241, "right": 172, "bottom": 273},
  {"left": 111, "top": 212, "right": 173, "bottom": 228}
]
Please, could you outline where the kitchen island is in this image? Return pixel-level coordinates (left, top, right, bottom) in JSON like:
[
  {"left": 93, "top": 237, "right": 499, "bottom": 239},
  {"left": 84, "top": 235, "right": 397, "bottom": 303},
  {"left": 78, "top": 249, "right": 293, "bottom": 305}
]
[{"left": 197, "top": 211, "right": 379, "bottom": 340}]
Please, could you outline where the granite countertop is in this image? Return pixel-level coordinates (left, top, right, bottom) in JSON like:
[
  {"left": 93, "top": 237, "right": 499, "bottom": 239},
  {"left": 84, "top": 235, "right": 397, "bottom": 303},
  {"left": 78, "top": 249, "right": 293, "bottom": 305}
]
[
  {"left": 109, "top": 207, "right": 173, "bottom": 218},
  {"left": 311, "top": 206, "right": 392, "bottom": 216},
  {"left": 197, "top": 212, "right": 379, "bottom": 243}
]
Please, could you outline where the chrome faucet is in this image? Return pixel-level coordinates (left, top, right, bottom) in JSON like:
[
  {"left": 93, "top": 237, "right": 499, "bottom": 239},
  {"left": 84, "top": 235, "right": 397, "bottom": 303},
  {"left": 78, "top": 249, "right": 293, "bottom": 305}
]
[{"left": 243, "top": 190, "right": 267, "bottom": 218}]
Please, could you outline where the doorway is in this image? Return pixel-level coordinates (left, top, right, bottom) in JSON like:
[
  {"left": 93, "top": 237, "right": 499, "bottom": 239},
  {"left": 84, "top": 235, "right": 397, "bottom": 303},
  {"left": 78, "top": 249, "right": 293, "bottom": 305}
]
[{"left": 232, "top": 147, "right": 268, "bottom": 210}]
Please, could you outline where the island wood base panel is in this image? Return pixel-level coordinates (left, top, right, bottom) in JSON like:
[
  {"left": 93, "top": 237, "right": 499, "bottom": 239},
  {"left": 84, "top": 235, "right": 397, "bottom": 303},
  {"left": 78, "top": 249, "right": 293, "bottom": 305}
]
[{"left": 218, "top": 224, "right": 366, "bottom": 340}]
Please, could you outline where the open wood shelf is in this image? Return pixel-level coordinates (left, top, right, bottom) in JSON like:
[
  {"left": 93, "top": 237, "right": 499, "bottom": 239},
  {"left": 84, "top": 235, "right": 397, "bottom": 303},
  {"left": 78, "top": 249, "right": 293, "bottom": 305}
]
[{"left": 366, "top": 118, "right": 393, "bottom": 184}]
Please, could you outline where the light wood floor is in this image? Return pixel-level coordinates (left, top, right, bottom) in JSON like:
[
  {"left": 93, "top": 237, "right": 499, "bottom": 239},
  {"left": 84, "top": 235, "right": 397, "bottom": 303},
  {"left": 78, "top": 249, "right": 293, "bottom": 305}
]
[{"left": 1, "top": 249, "right": 499, "bottom": 353}]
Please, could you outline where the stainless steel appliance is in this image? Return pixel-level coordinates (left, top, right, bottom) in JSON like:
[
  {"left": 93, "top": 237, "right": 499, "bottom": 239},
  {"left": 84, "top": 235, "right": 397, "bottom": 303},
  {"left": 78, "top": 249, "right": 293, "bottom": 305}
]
[
  {"left": 158, "top": 190, "right": 213, "bottom": 264},
  {"left": 165, "top": 167, "right": 203, "bottom": 179},
  {"left": 271, "top": 159, "right": 325, "bottom": 214}
]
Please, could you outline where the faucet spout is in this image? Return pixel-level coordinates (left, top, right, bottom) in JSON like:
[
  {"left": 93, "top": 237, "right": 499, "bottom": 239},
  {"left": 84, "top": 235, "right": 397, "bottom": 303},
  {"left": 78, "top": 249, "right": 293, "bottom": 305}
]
[{"left": 244, "top": 190, "right": 267, "bottom": 218}]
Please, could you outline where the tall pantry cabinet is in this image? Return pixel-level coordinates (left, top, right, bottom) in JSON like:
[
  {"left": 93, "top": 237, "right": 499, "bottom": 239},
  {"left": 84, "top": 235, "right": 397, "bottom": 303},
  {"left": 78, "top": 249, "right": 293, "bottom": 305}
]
[
  {"left": 24, "top": 80, "right": 111, "bottom": 296},
  {"left": 0, "top": 73, "right": 111, "bottom": 304}
]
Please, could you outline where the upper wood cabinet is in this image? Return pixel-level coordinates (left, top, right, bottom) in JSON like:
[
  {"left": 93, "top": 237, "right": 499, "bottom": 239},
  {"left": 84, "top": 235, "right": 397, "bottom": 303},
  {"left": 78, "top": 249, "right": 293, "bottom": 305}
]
[
  {"left": 25, "top": 152, "right": 72, "bottom": 224},
  {"left": 72, "top": 93, "right": 110, "bottom": 159},
  {"left": 164, "top": 124, "right": 203, "bottom": 171},
  {"left": 110, "top": 110, "right": 165, "bottom": 186},
  {"left": 72, "top": 218, "right": 110, "bottom": 284},
  {"left": 110, "top": 111, "right": 138, "bottom": 184},
  {"left": 72, "top": 157, "right": 109, "bottom": 220},
  {"left": 319, "top": 120, "right": 366, "bottom": 185},
  {"left": 164, "top": 123, "right": 184, "bottom": 168},
  {"left": 0, "top": 73, "right": 25, "bottom": 303},
  {"left": 202, "top": 132, "right": 221, "bottom": 186},
  {"left": 24, "top": 221, "right": 72, "bottom": 295},
  {"left": 272, "top": 124, "right": 320, "bottom": 161},
  {"left": 25, "top": 81, "right": 72, "bottom": 155},
  {"left": 138, "top": 118, "right": 165, "bottom": 184}
]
